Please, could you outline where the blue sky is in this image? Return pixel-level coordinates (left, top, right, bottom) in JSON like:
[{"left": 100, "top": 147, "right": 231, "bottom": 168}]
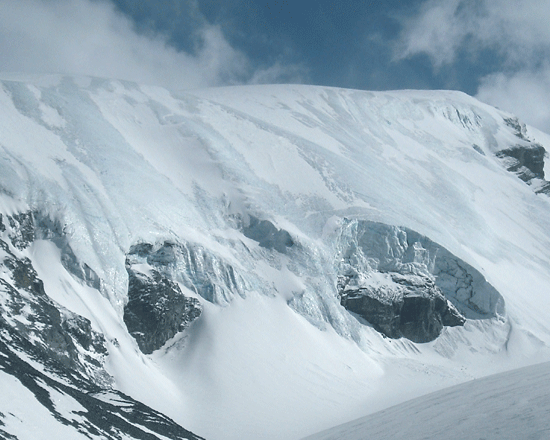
[
  {"left": 1, "top": 0, "right": 550, "bottom": 132},
  {"left": 106, "top": 0, "right": 489, "bottom": 93}
]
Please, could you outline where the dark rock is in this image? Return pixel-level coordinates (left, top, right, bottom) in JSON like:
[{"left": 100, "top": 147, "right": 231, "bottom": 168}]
[
  {"left": 340, "top": 274, "right": 466, "bottom": 343},
  {"left": 128, "top": 242, "right": 154, "bottom": 258},
  {"left": 0, "top": 216, "right": 204, "bottom": 440},
  {"left": 341, "top": 289, "right": 402, "bottom": 338},
  {"left": 535, "top": 181, "right": 550, "bottom": 195},
  {"left": 336, "top": 220, "right": 504, "bottom": 320},
  {"left": 399, "top": 295, "right": 443, "bottom": 343},
  {"left": 496, "top": 117, "right": 550, "bottom": 195},
  {"left": 243, "top": 216, "right": 294, "bottom": 253},
  {"left": 441, "top": 300, "right": 467, "bottom": 327},
  {"left": 124, "top": 267, "right": 202, "bottom": 354},
  {"left": 496, "top": 144, "right": 546, "bottom": 182},
  {"left": 146, "top": 240, "right": 178, "bottom": 266},
  {"left": 0, "top": 428, "right": 17, "bottom": 440},
  {"left": 4, "top": 211, "right": 102, "bottom": 289},
  {"left": 62, "top": 314, "right": 108, "bottom": 355},
  {"left": 7, "top": 255, "right": 46, "bottom": 294}
]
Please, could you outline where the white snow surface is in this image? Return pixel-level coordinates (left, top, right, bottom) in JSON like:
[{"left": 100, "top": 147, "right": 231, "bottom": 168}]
[
  {"left": 303, "top": 361, "right": 550, "bottom": 440},
  {"left": 1, "top": 76, "right": 550, "bottom": 439}
]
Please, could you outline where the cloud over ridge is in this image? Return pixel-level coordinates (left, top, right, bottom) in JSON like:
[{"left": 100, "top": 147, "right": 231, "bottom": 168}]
[
  {"left": 0, "top": 0, "right": 301, "bottom": 90},
  {"left": 396, "top": 0, "right": 550, "bottom": 132}
]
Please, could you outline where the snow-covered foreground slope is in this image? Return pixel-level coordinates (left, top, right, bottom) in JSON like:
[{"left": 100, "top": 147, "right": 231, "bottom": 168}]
[
  {"left": 1, "top": 75, "right": 550, "bottom": 439},
  {"left": 304, "top": 361, "right": 550, "bottom": 440}
]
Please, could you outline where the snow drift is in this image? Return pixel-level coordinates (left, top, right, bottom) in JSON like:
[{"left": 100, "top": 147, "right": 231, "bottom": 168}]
[{"left": 304, "top": 361, "right": 550, "bottom": 440}]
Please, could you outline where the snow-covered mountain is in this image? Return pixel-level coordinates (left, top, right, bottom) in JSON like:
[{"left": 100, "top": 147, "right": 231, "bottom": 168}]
[{"left": 1, "top": 75, "right": 550, "bottom": 440}]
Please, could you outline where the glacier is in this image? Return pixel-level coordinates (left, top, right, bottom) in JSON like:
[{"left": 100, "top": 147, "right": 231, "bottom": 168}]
[{"left": 1, "top": 75, "right": 550, "bottom": 439}]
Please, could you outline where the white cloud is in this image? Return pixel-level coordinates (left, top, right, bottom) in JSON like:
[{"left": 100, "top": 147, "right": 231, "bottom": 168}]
[
  {"left": 477, "top": 67, "right": 550, "bottom": 133},
  {"left": 396, "top": 0, "right": 550, "bottom": 67},
  {"left": 248, "top": 62, "right": 306, "bottom": 85},
  {"left": 395, "top": 0, "right": 469, "bottom": 67},
  {"left": 0, "top": 0, "right": 299, "bottom": 90},
  {"left": 396, "top": 0, "right": 550, "bottom": 132}
]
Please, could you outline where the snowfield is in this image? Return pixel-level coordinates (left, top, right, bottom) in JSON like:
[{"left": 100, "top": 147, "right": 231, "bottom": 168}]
[
  {"left": 1, "top": 75, "right": 550, "bottom": 440},
  {"left": 304, "top": 361, "right": 550, "bottom": 440}
]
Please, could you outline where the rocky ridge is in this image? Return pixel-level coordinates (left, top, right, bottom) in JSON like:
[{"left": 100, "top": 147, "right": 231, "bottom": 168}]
[
  {"left": 0, "top": 212, "right": 205, "bottom": 440},
  {"left": 0, "top": 212, "right": 110, "bottom": 385}
]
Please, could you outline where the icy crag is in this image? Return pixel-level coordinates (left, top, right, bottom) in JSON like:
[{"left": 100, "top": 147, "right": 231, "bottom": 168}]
[
  {"left": 335, "top": 219, "right": 504, "bottom": 342},
  {"left": 126, "top": 240, "right": 253, "bottom": 306}
]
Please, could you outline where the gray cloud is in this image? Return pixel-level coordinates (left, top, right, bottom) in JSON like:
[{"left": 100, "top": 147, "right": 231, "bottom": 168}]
[{"left": 0, "top": 0, "right": 301, "bottom": 89}]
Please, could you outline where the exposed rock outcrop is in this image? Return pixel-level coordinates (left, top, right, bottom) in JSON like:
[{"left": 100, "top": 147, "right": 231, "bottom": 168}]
[
  {"left": 496, "top": 117, "right": 550, "bottom": 195},
  {"left": 124, "top": 264, "right": 202, "bottom": 354},
  {"left": 340, "top": 273, "right": 465, "bottom": 343},
  {"left": 242, "top": 216, "right": 294, "bottom": 253},
  {"left": 496, "top": 144, "right": 546, "bottom": 181},
  {"left": 6, "top": 211, "right": 35, "bottom": 250}
]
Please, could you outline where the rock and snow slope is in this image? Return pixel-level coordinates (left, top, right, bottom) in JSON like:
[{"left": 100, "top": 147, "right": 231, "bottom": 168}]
[{"left": 1, "top": 75, "right": 550, "bottom": 439}]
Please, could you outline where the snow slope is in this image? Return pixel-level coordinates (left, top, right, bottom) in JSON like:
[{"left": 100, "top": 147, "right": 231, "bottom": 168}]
[
  {"left": 1, "top": 75, "right": 550, "bottom": 439},
  {"left": 303, "top": 361, "right": 550, "bottom": 440}
]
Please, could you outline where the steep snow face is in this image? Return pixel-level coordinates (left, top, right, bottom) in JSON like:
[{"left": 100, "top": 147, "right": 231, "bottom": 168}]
[{"left": 1, "top": 77, "right": 550, "bottom": 440}]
